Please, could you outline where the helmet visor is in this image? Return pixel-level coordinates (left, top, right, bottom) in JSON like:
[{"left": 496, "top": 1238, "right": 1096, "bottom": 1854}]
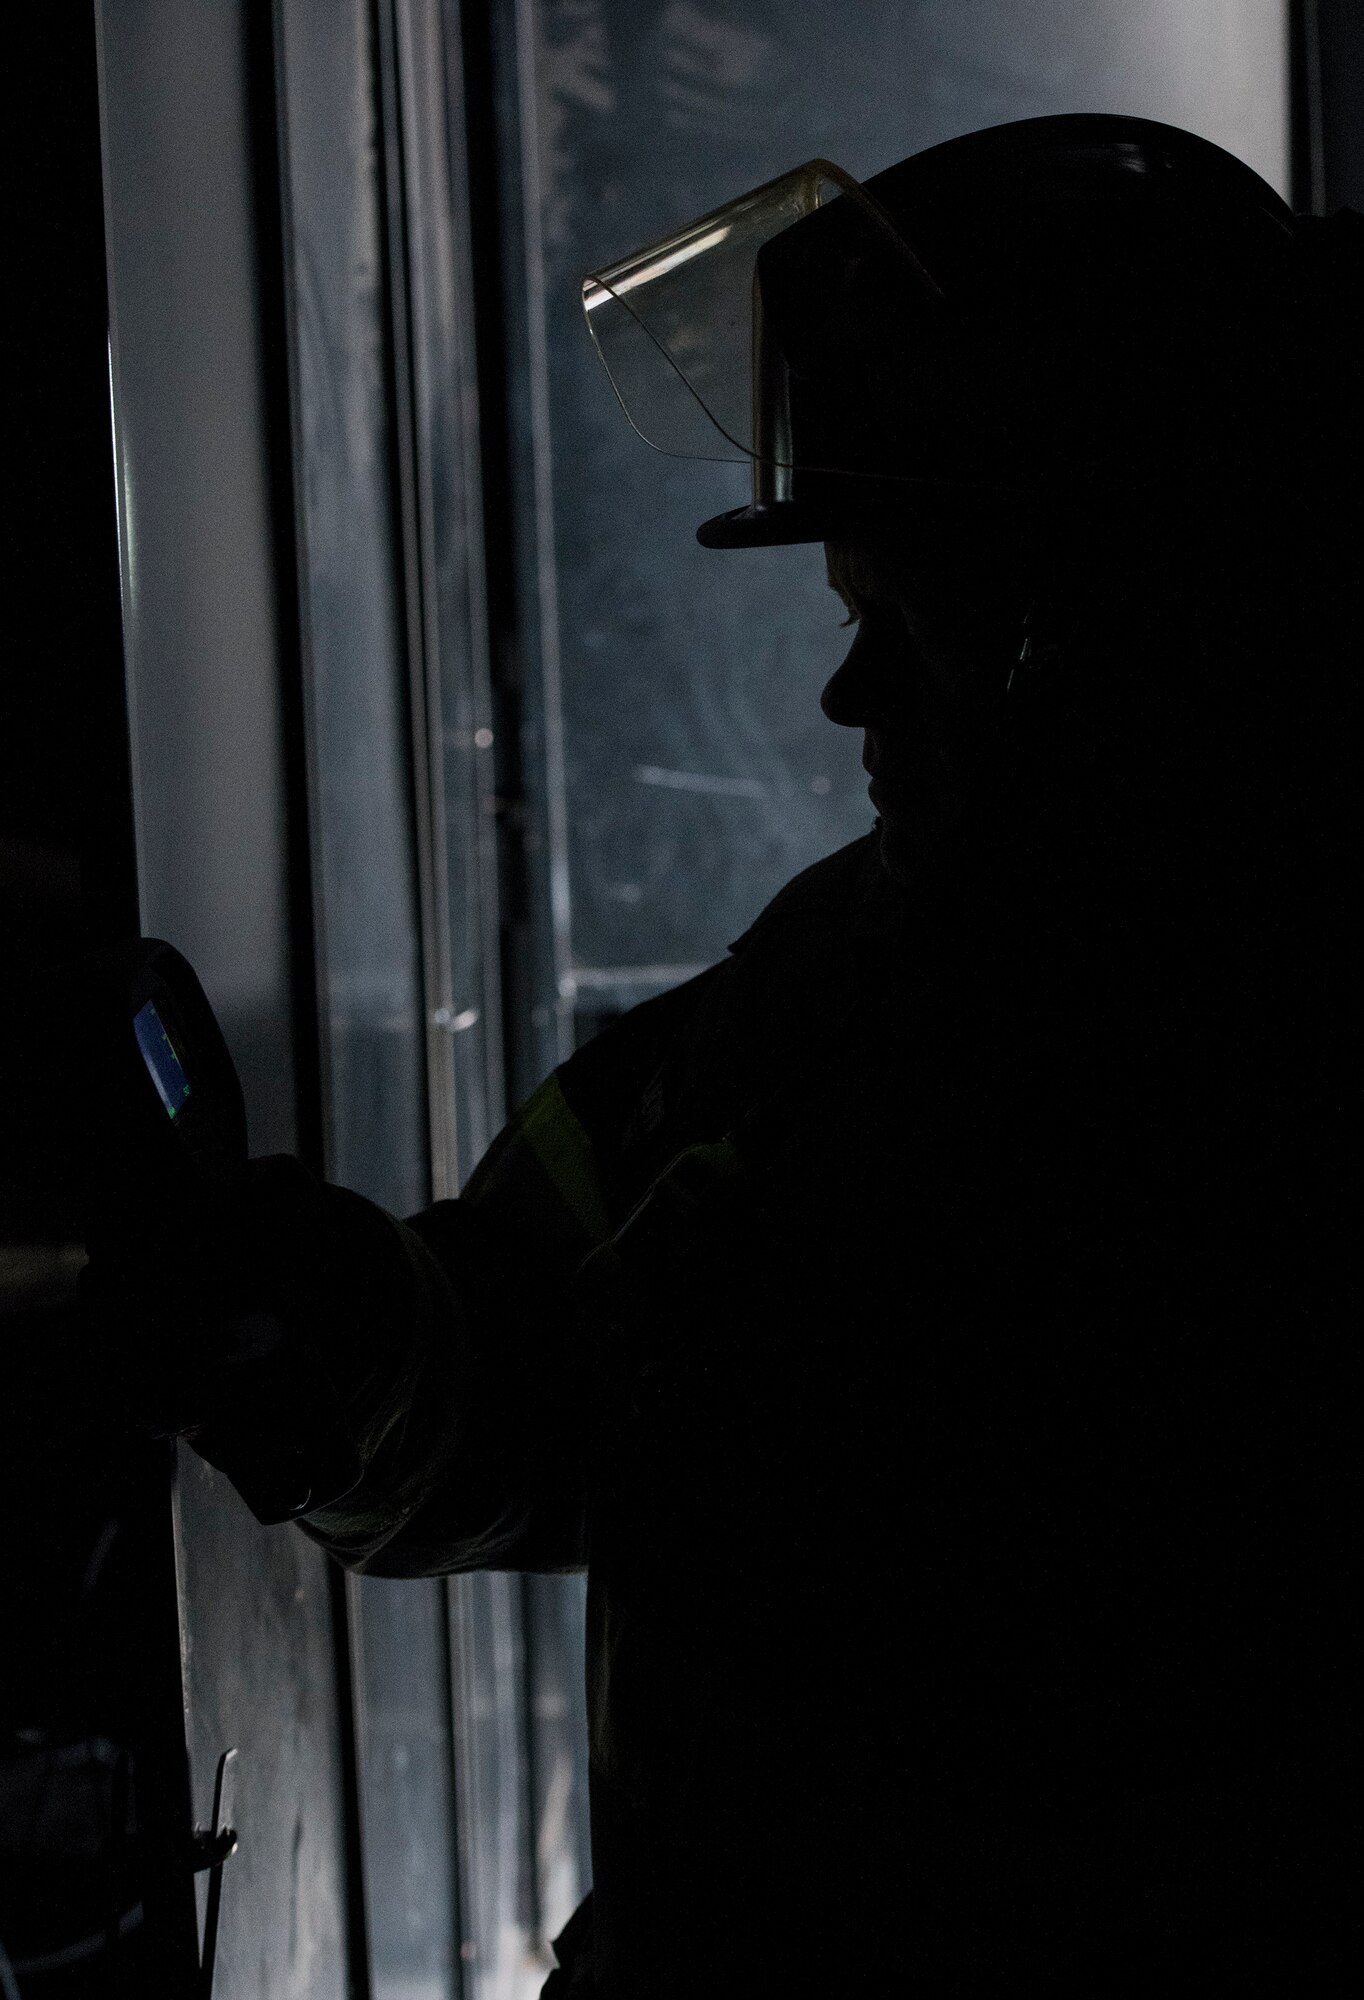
[{"left": 581, "top": 160, "right": 941, "bottom": 470}]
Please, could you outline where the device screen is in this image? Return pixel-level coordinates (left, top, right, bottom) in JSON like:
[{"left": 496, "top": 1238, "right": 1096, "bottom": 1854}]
[{"left": 134, "top": 1000, "right": 192, "bottom": 1119}]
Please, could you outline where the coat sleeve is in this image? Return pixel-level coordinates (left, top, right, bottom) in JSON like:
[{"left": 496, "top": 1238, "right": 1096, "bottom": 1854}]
[{"left": 298, "top": 969, "right": 728, "bottom": 1579}]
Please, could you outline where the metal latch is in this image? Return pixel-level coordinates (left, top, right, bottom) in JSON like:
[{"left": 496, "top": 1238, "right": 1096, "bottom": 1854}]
[{"left": 190, "top": 1747, "right": 238, "bottom": 1998}]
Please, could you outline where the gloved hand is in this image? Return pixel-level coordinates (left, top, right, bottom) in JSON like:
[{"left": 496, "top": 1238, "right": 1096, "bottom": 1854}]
[
  {"left": 77, "top": 1154, "right": 303, "bottom": 1429},
  {"left": 77, "top": 1154, "right": 363, "bottom": 1522}
]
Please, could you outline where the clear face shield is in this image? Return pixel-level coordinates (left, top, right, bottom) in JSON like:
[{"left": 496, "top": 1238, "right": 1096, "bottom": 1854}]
[{"left": 581, "top": 161, "right": 947, "bottom": 529}]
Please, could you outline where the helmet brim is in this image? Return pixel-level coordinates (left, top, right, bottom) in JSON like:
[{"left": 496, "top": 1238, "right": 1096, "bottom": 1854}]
[
  {"left": 697, "top": 478, "right": 1026, "bottom": 551},
  {"left": 696, "top": 501, "right": 838, "bottom": 549}
]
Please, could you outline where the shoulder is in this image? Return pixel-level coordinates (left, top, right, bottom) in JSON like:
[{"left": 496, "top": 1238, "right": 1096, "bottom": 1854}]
[
  {"left": 553, "top": 835, "right": 889, "bottom": 1199},
  {"left": 566, "top": 831, "right": 884, "bottom": 1107},
  {"left": 727, "top": 833, "right": 884, "bottom": 955}
]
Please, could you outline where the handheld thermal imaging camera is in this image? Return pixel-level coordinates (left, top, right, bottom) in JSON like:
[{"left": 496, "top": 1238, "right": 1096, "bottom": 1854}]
[
  {"left": 73, "top": 939, "right": 361, "bottom": 1526},
  {"left": 86, "top": 939, "right": 249, "bottom": 1205}
]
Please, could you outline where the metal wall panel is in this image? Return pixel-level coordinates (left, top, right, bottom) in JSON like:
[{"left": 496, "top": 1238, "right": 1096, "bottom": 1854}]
[
  {"left": 273, "top": 5, "right": 581, "bottom": 1994},
  {"left": 391, "top": 0, "right": 509, "bottom": 1196},
  {"left": 272, "top": 4, "right": 467, "bottom": 1996},
  {"left": 275, "top": 0, "right": 431, "bottom": 1227},
  {"left": 172, "top": 1457, "right": 353, "bottom": 1997},
  {"left": 522, "top": 1573, "right": 593, "bottom": 1946},
  {"left": 447, "top": 1575, "right": 545, "bottom": 1998},
  {"left": 349, "top": 1576, "right": 462, "bottom": 2000},
  {"left": 97, "top": 4, "right": 356, "bottom": 1992}
]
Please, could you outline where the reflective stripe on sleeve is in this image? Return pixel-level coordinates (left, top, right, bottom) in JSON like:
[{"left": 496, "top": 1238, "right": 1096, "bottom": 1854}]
[{"left": 463, "top": 1070, "right": 614, "bottom": 1255}]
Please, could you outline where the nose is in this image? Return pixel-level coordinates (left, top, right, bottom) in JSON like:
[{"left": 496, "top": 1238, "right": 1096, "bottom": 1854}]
[{"left": 820, "top": 623, "right": 911, "bottom": 728}]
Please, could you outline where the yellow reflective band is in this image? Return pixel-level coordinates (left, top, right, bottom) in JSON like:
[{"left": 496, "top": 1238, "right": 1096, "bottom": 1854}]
[{"left": 464, "top": 1072, "right": 613, "bottom": 1247}]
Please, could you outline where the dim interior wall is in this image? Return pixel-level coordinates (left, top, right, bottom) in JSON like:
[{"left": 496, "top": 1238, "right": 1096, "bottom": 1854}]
[{"left": 96, "top": 3, "right": 355, "bottom": 1993}]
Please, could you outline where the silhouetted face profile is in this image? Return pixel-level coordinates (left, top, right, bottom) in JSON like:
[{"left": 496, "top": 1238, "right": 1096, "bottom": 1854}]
[{"left": 822, "top": 537, "right": 1027, "bottom": 888}]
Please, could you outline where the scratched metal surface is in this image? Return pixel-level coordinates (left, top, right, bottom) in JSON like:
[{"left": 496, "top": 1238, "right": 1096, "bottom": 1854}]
[
  {"left": 274, "top": 6, "right": 469, "bottom": 1999},
  {"left": 174, "top": 1458, "right": 352, "bottom": 1997},
  {"left": 520, "top": 0, "right": 1288, "bottom": 982},
  {"left": 523, "top": 1572, "right": 594, "bottom": 1948},
  {"left": 349, "top": 1577, "right": 463, "bottom": 2000},
  {"left": 278, "top": 0, "right": 432, "bottom": 1227}
]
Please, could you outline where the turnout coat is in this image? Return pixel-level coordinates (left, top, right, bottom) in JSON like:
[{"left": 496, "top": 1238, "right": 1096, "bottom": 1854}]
[{"left": 284, "top": 829, "right": 1350, "bottom": 1993}]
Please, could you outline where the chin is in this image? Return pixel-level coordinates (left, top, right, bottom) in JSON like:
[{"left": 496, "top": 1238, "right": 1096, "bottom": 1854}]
[
  {"left": 875, "top": 815, "right": 912, "bottom": 885},
  {"left": 875, "top": 803, "right": 968, "bottom": 898}
]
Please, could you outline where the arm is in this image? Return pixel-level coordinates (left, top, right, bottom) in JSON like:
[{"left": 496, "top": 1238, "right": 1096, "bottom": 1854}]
[
  {"left": 298, "top": 968, "right": 728, "bottom": 1576},
  {"left": 295, "top": 1081, "right": 607, "bottom": 1577}
]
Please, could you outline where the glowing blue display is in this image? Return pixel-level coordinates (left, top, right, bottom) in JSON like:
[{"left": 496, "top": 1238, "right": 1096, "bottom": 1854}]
[{"left": 134, "top": 1000, "right": 191, "bottom": 1119}]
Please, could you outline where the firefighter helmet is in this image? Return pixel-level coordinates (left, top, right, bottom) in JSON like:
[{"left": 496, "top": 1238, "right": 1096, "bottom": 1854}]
[{"left": 582, "top": 113, "right": 1307, "bottom": 551}]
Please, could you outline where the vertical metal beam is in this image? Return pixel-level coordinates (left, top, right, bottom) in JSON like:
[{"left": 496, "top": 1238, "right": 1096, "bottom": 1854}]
[
  {"left": 245, "top": 0, "right": 330, "bottom": 1185},
  {"left": 450, "top": 0, "right": 554, "bottom": 1111},
  {"left": 446, "top": 2, "right": 596, "bottom": 1970},
  {"left": 507, "top": 0, "right": 576, "bottom": 1066},
  {"left": 457, "top": 0, "right": 576, "bottom": 1099},
  {"left": 391, "top": 0, "right": 509, "bottom": 1184},
  {"left": 374, "top": 0, "right": 463, "bottom": 1201},
  {"left": 1290, "top": 0, "right": 1327, "bottom": 213},
  {"left": 446, "top": 1572, "right": 541, "bottom": 1995},
  {"left": 1315, "top": 0, "right": 1364, "bottom": 210},
  {"left": 379, "top": 7, "right": 546, "bottom": 1988},
  {"left": 249, "top": 9, "right": 376, "bottom": 1991}
]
